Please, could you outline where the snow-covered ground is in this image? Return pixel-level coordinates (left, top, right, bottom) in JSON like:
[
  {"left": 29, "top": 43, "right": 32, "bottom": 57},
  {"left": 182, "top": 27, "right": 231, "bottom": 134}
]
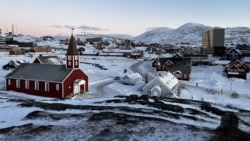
[
  {"left": 0, "top": 48, "right": 250, "bottom": 111},
  {"left": 0, "top": 47, "right": 250, "bottom": 140}
]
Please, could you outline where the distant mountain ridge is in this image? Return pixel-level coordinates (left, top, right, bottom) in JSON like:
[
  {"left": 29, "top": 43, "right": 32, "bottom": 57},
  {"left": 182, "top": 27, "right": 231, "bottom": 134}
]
[
  {"left": 13, "top": 22, "right": 250, "bottom": 47},
  {"left": 134, "top": 22, "right": 250, "bottom": 46}
]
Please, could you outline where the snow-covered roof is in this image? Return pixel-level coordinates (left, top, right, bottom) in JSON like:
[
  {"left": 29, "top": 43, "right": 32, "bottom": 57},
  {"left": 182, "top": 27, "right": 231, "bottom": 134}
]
[
  {"left": 226, "top": 47, "right": 242, "bottom": 54},
  {"left": 144, "top": 72, "right": 179, "bottom": 90},
  {"left": 36, "top": 55, "right": 63, "bottom": 65},
  {"left": 157, "top": 72, "right": 179, "bottom": 90},
  {"left": 122, "top": 73, "right": 142, "bottom": 80},
  {"left": 6, "top": 63, "right": 72, "bottom": 82}
]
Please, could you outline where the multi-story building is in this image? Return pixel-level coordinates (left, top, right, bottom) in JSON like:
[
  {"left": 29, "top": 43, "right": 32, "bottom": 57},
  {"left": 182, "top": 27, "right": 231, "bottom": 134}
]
[
  {"left": 202, "top": 28, "right": 225, "bottom": 48},
  {"left": 202, "top": 28, "right": 225, "bottom": 56}
]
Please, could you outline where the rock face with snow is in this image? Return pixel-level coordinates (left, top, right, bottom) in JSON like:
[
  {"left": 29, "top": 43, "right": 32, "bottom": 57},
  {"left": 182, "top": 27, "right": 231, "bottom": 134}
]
[{"left": 135, "top": 22, "right": 250, "bottom": 46}]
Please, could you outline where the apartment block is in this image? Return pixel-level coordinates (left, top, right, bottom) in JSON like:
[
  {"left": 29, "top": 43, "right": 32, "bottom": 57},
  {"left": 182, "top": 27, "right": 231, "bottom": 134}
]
[{"left": 202, "top": 28, "right": 225, "bottom": 56}]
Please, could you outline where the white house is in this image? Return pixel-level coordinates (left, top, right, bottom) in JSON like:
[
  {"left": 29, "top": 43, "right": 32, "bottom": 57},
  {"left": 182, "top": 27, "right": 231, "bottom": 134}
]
[
  {"left": 142, "top": 72, "right": 179, "bottom": 97},
  {"left": 120, "top": 73, "right": 142, "bottom": 85}
]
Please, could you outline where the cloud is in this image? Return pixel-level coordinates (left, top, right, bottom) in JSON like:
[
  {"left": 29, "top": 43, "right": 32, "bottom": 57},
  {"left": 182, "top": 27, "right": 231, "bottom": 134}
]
[
  {"left": 49, "top": 25, "right": 105, "bottom": 31},
  {"left": 77, "top": 25, "right": 102, "bottom": 31}
]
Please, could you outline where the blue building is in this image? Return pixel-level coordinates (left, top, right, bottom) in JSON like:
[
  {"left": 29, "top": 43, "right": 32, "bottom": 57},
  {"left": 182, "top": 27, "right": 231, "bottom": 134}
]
[{"left": 226, "top": 48, "right": 243, "bottom": 61}]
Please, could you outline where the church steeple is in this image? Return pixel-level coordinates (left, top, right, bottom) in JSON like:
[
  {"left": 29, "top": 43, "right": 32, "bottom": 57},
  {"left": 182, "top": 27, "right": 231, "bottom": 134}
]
[{"left": 66, "top": 29, "right": 79, "bottom": 69}]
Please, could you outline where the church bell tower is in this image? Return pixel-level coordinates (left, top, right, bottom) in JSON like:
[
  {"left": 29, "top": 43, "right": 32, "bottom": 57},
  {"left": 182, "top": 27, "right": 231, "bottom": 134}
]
[{"left": 66, "top": 29, "right": 79, "bottom": 69}]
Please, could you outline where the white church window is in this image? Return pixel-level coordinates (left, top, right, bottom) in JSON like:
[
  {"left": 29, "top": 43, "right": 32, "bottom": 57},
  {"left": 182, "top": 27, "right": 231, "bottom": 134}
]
[
  {"left": 45, "top": 82, "right": 49, "bottom": 92},
  {"left": 56, "top": 84, "right": 60, "bottom": 91},
  {"left": 16, "top": 80, "right": 20, "bottom": 88},
  {"left": 35, "top": 81, "right": 39, "bottom": 90},
  {"left": 25, "top": 80, "right": 29, "bottom": 89}
]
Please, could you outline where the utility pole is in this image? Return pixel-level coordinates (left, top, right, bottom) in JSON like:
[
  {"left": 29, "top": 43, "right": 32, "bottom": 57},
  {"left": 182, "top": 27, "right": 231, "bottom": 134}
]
[{"left": 230, "top": 79, "right": 233, "bottom": 91}]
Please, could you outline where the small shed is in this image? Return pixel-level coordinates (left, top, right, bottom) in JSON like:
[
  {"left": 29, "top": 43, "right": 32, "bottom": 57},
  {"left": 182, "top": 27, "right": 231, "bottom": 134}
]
[{"left": 120, "top": 73, "right": 142, "bottom": 85}]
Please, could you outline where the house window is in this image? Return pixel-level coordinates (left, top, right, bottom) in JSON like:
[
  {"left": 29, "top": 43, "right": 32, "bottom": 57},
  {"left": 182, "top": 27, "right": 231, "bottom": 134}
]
[
  {"left": 35, "top": 81, "right": 39, "bottom": 90},
  {"left": 56, "top": 84, "right": 60, "bottom": 91},
  {"left": 8, "top": 79, "right": 11, "bottom": 85},
  {"left": 75, "top": 61, "right": 78, "bottom": 66},
  {"left": 75, "top": 56, "right": 78, "bottom": 60},
  {"left": 25, "top": 80, "right": 29, "bottom": 89},
  {"left": 184, "top": 74, "right": 187, "bottom": 78},
  {"left": 68, "top": 61, "right": 71, "bottom": 66},
  {"left": 175, "top": 74, "right": 182, "bottom": 78},
  {"left": 16, "top": 80, "right": 20, "bottom": 88},
  {"left": 68, "top": 56, "right": 72, "bottom": 60},
  {"left": 45, "top": 82, "right": 49, "bottom": 92}
]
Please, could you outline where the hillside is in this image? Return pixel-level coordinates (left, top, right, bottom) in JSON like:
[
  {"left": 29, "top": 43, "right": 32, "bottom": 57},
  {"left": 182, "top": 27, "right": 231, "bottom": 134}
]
[
  {"left": 135, "top": 22, "right": 250, "bottom": 46},
  {"left": 7, "top": 22, "right": 250, "bottom": 47}
]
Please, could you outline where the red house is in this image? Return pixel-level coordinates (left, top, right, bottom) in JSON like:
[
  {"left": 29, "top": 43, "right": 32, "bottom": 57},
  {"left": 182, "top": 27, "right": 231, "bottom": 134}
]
[
  {"left": 225, "top": 59, "right": 249, "bottom": 79},
  {"left": 30, "top": 46, "right": 52, "bottom": 53},
  {"left": 152, "top": 57, "right": 192, "bottom": 81},
  {"left": 5, "top": 33, "right": 88, "bottom": 98}
]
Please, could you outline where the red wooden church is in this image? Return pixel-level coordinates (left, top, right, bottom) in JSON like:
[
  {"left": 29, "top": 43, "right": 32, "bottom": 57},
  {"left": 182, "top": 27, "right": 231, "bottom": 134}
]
[{"left": 5, "top": 33, "right": 88, "bottom": 98}]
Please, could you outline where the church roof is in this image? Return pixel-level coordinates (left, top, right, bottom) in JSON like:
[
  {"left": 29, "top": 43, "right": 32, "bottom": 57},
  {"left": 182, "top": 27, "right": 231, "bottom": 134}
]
[
  {"left": 66, "top": 34, "right": 78, "bottom": 55},
  {"left": 6, "top": 63, "right": 72, "bottom": 82}
]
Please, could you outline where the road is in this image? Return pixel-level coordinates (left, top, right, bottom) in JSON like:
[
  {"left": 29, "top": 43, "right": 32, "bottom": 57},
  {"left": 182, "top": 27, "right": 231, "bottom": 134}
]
[
  {"left": 89, "top": 78, "right": 115, "bottom": 98},
  {"left": 130, "top": 60, "right": 157, "bottom": 81},
  {"left": 89, "top": 60, "right": 147, "bottom": 97}
]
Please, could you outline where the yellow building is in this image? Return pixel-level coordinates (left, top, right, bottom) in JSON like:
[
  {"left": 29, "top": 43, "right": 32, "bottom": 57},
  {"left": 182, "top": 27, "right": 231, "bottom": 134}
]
[{"left": 202, "top": 28, "right": 225, "bottom": 48}]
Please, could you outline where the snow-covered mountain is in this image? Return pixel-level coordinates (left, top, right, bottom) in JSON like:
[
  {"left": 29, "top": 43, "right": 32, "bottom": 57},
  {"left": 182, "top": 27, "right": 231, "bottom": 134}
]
[
  {"left": 7, "top": 22, "right": 250, "bottom": 47},
  {"left": 135, "top": 27, "right": 174, "bottom": 44},
  {"left": 225, "top": 27, "right": 250, "bottom": 46},
  {"left": 135, "top": 22, "right": 250, "bottom": 46}
]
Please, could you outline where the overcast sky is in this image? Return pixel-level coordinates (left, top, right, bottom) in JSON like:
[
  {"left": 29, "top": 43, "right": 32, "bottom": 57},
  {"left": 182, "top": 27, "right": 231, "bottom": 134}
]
[{"left": 1, "top": 0, "right": 250, "bottom": 37}]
